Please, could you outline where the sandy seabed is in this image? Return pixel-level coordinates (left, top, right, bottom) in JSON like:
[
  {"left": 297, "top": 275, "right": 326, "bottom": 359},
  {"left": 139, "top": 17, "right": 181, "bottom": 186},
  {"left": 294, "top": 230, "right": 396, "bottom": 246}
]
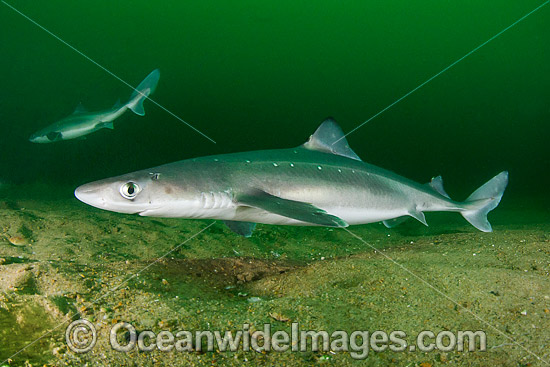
[{"left": 0, "top": 190, "right": 548, "bottom": 366}]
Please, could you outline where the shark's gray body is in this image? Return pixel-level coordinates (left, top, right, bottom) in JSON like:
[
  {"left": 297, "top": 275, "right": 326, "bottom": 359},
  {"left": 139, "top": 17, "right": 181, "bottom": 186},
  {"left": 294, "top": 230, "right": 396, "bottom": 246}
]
[
  {"left": 75, "top": 119, "right": 508, "bottom": 236},
  {"left": 29, "top": 69, "right": 160, "bottom": 143},
  {"left": 30, "top": 103, "right": 129, "bottom": 143}
]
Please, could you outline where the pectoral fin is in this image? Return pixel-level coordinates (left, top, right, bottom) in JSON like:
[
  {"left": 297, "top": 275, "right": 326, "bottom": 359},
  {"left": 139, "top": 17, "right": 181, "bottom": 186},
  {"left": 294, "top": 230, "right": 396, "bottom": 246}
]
[
  {"left": 46, "top": 131, "right": 63, "bottom": 141},
  {"left": 101, "top": 122, "right": 115, "bottom": 130},
  {"left": 223, "top": 221, "right": 256, "bottom": 237},
  {"left": 237, "top": 190, "right": 348, "bottom": 227}
]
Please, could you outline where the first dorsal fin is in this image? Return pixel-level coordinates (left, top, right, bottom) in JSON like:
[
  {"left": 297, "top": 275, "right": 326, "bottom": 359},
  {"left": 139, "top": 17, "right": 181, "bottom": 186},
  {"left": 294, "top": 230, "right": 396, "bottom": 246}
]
[
  {"left": 302, "top": 118, "right": 361, "bottom": 161},
  {"left": 73, "top": 102, "right": 87, "bottom": 114}
]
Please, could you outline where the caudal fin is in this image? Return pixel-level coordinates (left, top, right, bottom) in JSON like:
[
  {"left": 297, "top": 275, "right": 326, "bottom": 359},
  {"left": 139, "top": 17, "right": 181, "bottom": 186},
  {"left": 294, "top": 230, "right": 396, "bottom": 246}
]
[
  {"left": 127, "top": 69, "right": 160, "bottom": 116},
  {"left": 461, "top": 171, "right": 508, "bottom": 232}
]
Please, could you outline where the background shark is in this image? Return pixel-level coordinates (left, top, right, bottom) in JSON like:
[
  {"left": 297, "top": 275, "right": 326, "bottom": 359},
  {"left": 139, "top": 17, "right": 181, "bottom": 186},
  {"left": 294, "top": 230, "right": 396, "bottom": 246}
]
[
  {"left": 74, "top": 119, "right": 508, "bottom": 237},
  {"left": 29, "top": 69, "right": 160, "bottom": 143}
]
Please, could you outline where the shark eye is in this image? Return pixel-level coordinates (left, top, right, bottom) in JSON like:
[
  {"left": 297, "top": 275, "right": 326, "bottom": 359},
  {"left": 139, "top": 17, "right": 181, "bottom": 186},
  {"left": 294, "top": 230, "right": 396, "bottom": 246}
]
[{"left": 120, "top": 182, "right": 140, "bottom": 199}]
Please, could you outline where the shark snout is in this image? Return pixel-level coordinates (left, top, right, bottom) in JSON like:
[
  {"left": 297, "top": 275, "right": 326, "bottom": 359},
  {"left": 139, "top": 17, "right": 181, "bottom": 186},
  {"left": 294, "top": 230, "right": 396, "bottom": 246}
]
[
  {"left": 74, "top": 184, "right": 105, "bottom": 208},
  {"left": 75, "top": 181, "right": 153, "bottom": 214},
  {"left": 29, "top": 133, "right": 49, "bottom": 144}
]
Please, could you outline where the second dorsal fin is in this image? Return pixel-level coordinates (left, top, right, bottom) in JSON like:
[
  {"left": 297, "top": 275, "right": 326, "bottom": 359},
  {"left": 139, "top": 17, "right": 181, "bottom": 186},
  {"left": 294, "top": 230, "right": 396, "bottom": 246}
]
[{"left": 426, "top": 176, "right": 450, "bottom": 198}]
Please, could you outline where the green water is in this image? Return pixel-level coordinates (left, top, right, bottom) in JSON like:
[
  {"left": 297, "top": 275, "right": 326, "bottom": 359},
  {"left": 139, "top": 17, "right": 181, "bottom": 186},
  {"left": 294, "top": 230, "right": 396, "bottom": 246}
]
[
  {"left": 0, "top": 1, "right": 549, "bottom": 366},
  {"left": 1, "top": 0, "right": 548, "bottom": 201}
]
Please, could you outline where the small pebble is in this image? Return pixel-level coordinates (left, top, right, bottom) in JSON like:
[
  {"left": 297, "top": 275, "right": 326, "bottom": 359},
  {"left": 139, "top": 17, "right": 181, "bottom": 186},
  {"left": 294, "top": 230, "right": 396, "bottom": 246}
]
[
  {"left": 269, "top": 312, "right": 290, "bottom": 322},
  {"left": 7, "top": 235, "right": 28, "bottom": 247}
]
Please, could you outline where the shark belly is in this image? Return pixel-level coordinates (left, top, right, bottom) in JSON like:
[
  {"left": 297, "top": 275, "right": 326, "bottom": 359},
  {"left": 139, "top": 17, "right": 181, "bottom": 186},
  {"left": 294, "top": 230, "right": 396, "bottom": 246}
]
[
  {"left": 217, "top": 159, "right": 419, "bottom": 226},
  {"left": 229, "top": 208, "right": 408, "bottom": 226},
  {"left": 60, "top": 123, "right": 101, "bottom": 140}
]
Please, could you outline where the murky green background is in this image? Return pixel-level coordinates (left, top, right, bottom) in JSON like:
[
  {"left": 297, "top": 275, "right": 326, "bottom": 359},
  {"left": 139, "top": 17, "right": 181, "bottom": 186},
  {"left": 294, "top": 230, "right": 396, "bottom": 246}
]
[
  {"left": 1, "top": 0, "right": 548, "bottom": 203},
  {"left": 0, "top": 2, "right": 549, "bottom": 365}
]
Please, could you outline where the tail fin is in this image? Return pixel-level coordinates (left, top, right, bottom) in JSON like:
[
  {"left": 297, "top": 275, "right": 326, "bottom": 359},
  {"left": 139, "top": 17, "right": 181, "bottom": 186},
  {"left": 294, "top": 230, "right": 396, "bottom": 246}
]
[
  {"left": 461, "top": 171, "right": 508, "bottom": 232},
  {"left": 127, "top": 69, "right": 160, "bottom": 116}
]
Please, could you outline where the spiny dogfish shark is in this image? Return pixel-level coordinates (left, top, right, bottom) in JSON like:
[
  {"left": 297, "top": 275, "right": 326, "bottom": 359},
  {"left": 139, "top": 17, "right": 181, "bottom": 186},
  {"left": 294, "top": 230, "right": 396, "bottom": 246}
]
[
  {"left": 29, "top": 69, "right": 160, "bottom": 143},
  {"left": 75, "top": 119, "right": 508, "bottom": 237}
]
